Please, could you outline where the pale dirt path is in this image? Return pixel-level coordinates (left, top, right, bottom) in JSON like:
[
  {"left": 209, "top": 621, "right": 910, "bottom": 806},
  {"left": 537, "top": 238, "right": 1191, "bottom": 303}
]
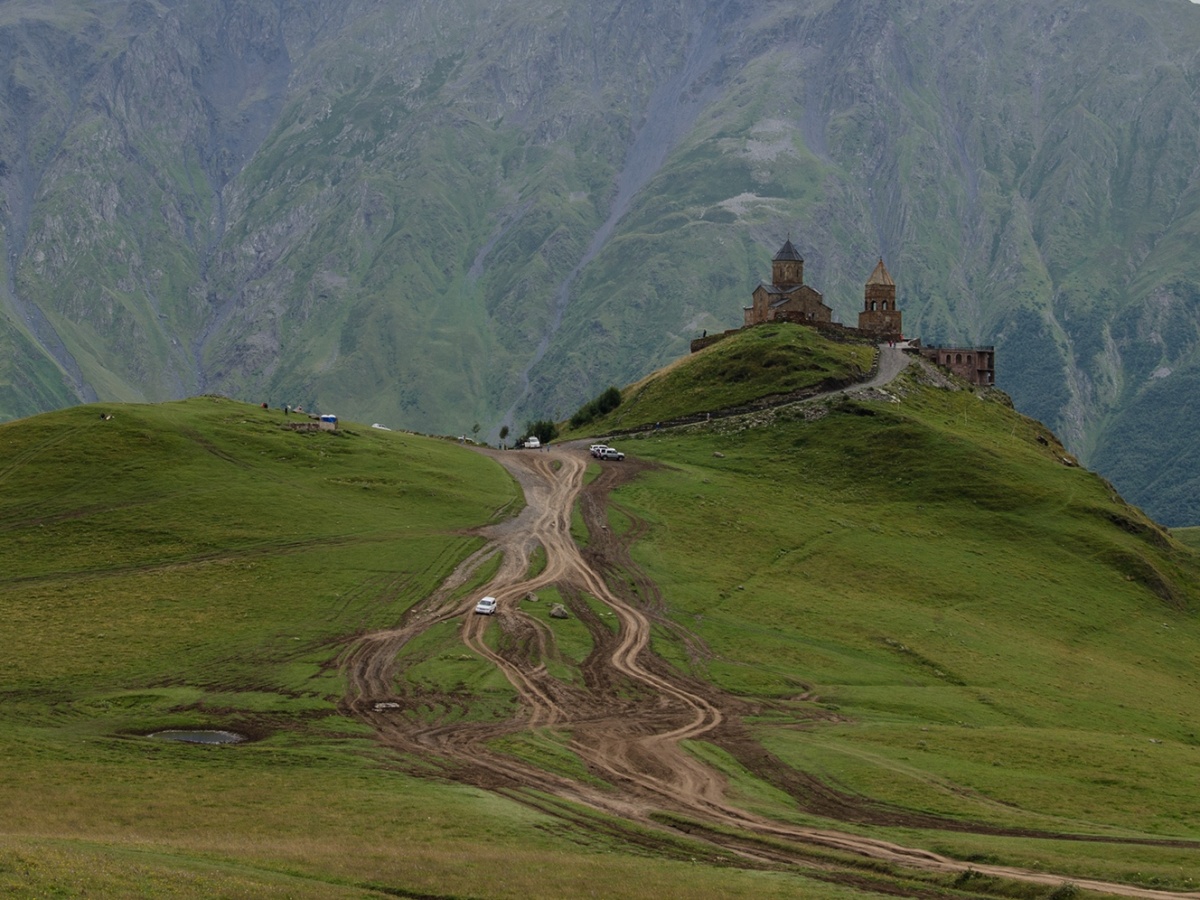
[
  {"left": 725, "top": 340, "right": 913, "bottom": 411},
  {"left": 339, "top": 355, "right": 1200, "bottom": 899},
  {"left": 865, "top": 342, "right": 912, "bottom": 389}
]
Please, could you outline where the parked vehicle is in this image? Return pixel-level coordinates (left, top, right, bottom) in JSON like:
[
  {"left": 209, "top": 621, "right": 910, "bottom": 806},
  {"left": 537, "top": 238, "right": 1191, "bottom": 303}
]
[
  {"left": 525, "top": 436, "right": 541, "bottom": 449},
  {"left": 474, "top": 596, "right": 498, "bottom": 615},
  {"left": 600, "top": 448, "right": 625, "bottom": 461},
  {"left": 590, "top": 444, "right": 608, "bottom": 457}
]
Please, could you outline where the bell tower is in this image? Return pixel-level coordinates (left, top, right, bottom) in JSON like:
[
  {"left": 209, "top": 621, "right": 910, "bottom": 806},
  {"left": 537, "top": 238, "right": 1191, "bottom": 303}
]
[
  {"left": 771, "top": 238, "right": 804, "bottom": 288},
  {"left": 857, "top": 258, "right": 902, "bottom": 339}
]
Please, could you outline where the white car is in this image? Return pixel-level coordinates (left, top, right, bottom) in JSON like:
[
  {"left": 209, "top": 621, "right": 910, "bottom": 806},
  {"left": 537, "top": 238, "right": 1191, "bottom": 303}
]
[
  {"left": 474, "top": 596, "right": 498, "bottom": 615},
  {"left": 524, "top": 436, "right": 541, "bottom": 449},
  {"left": 600, "top": 448, "right": 625, "bottom": 461}
]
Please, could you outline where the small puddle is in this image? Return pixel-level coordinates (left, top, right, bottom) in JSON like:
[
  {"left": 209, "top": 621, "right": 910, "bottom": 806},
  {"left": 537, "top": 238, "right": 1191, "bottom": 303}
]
[{"left": 149, "top": 730, "right": 245, "bottom": 745}]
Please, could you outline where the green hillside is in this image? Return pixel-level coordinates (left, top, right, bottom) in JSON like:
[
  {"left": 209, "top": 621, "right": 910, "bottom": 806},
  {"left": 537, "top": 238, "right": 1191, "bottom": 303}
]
[
  {"left": 566, "top": 323, "right": 874, "bottom": 435},
  {"left": 575, "top": 332, "right": 1200, "bottom": 892},
  {"left": 611, "top": 365, "right": 1200, "bottom": 842},
  {"left": 0, "top": 397, "right": 869, "bottom": 898},
  {"left": 3, "top": 336, "right": 1200, "bottom": 898},
  {"left": 1175, "top": 527, "right": 1200, "bottom": 552}
]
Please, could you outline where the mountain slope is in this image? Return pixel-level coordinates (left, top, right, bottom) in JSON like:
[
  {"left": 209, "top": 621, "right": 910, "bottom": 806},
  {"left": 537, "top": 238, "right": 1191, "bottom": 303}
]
[{"left": 3, "top": 1, "right": 1200, "bottom": 523}]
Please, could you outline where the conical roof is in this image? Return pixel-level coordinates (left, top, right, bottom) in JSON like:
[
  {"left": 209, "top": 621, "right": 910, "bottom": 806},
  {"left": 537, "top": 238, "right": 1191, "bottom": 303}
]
[
  {"left": 774, "top": 238, "right": 804, "bottom": 262},
  {"left": 867, "top": 258, "right": 894, "bottom": 286}
]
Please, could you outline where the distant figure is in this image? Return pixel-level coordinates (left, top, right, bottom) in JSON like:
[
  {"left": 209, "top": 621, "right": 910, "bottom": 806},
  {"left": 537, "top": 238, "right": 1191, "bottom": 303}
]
[
  {"left": 261, "top": 402, "right": 269, "bottom": 409},
  {"left": 702, "top": 329, "right": 707, "bottom": 338},
  {"left": 284, "top": 405, "right": 290, "bottom": 416}
]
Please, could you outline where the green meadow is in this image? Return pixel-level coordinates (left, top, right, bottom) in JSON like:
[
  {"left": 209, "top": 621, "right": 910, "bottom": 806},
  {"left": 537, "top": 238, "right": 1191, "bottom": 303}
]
[
  {"left": 4, "top": 329, "right": 1200, "bottom": 897},
  {"left": 606, "top": 356, "right": 1200, "bottom": 891},
  {"left": 0, "top": 397, "right": 879, "bottom": 898}
]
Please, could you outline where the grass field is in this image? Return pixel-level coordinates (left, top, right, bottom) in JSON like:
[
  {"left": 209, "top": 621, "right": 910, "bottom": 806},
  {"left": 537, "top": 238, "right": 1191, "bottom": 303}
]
[
  {"left": 0, "top": 397, "right": 889, "bottom": 898},
  {"left": 606, "top": 358, "right": 1200, "bottom": 891},
  {"left": 5, "top": 335, "right": 1200, "bottom": 897}
]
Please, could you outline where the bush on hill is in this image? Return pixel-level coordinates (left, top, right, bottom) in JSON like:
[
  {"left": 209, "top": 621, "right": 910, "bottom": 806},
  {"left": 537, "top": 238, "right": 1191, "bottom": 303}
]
[{"left": 569, "top": 385, "right": 623, "bottom": 429}]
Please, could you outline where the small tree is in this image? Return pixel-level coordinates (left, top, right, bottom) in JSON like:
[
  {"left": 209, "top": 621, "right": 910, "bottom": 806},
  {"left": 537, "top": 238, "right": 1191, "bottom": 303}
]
[
  {"left": 597, "top": 386, "right": 622, "bottom": 413},
  {"left": 541, "top": 420, "right": 559, "bottom": 444},
  {"left": 499, "top": 424, "right": 510, "bottom": 448},
  {"left": 524, "top": 419, "right": 558, "bottom": 445},
  {"left": 472, "top": 422, "right": 481, "bottom": 440}
]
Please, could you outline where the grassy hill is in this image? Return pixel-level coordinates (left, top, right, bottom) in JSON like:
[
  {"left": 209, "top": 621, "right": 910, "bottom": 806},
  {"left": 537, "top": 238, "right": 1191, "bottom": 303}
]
[
  {"left": 565, "top": 323, "right": 874, "bottom": 435},
  {"left": 0, "top": 397, "right": 871, "bottom": 898},
  {"left": 574, "top": 331, "right": 1200, "bottom": 892},
  {"left": 1175, "top": 527, "right": 1200, "bottom": 552},
  {"left": 612, "top": 367, "right": 1200, "bottom": 832},
  {"left": 4, "top": 332, "right": 1200, "bottom": 897}
]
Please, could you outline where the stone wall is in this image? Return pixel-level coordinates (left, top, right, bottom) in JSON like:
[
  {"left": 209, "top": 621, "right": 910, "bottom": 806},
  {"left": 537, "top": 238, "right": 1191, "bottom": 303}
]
[{"left": 689, "top": 329, "right": 740, "bottom": 353}]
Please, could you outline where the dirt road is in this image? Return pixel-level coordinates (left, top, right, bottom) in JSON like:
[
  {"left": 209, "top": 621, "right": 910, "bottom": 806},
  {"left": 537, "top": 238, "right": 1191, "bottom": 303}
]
[{"left": 341, "top": 356, "right": 1198, "bottom": 899}]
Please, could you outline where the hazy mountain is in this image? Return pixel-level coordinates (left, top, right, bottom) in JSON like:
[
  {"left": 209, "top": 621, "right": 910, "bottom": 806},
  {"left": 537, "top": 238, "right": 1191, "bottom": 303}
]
[{"left": 3, "top": 0, "right": 1200, "bottom": 523}]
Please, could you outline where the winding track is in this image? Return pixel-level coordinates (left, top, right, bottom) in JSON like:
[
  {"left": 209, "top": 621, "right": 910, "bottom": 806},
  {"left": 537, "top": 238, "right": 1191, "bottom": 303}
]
[{"left": 341, "top": 347, "right": 1200, "bottom": 899}]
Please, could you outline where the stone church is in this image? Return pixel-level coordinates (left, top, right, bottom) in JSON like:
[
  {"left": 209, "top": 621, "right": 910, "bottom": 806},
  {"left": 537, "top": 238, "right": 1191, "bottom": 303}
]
[
  {"left": 743, "top": 239, "right": 903, "bottom": 342},
  {"left": 743, "top": 238, "right": 833, "bottom": 327},
  {"left": 700, "top": 237, "right": 997, "bottom": 385}
]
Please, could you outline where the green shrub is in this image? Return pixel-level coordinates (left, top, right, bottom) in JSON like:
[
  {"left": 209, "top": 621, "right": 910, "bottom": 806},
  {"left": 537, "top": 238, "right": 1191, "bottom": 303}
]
[
  {"left": 569, "top": 385, "right": 623, "bottom": 428},
  {"left": 524, "top": 418, "right": 559, "bottom": 444}
]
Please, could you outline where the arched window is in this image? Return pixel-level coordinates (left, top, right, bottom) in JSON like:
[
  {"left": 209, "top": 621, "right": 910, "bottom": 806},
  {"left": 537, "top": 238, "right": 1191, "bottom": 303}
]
[
  {"left": 967, "top": 355, "right": 973, "bottom": 365},
  {"left": 955, "top": 353, "right": 962, "bottom": 364},
  {"left": 870, "top": 301, "right": 877, "bottom": 311},
  {"left": 882, "top": 301, "right": 888, "bottom": 311}
]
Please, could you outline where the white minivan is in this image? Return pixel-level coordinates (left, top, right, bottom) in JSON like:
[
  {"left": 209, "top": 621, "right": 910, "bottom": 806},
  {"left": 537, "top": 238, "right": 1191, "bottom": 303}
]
[{"left": 525, "top": 436, "right": 541, "bottom": 449}]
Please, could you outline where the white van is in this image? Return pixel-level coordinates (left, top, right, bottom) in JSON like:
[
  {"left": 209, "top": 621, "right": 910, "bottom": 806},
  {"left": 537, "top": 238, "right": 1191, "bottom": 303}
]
[{"left": 525, "top": 436, "right": 541, "bottom": 449}]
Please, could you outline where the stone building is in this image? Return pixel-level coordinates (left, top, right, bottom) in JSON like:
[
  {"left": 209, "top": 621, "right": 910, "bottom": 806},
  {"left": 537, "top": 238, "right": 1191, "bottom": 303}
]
[
  {"left": 856, "top": 258, "right": 902, "bottom": 340},
  {"left": 921, "top": 346, "right": 996, "bottom": 386},
  {"left": 743, "top": 239, "right": 833, "bottom": 327}
]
